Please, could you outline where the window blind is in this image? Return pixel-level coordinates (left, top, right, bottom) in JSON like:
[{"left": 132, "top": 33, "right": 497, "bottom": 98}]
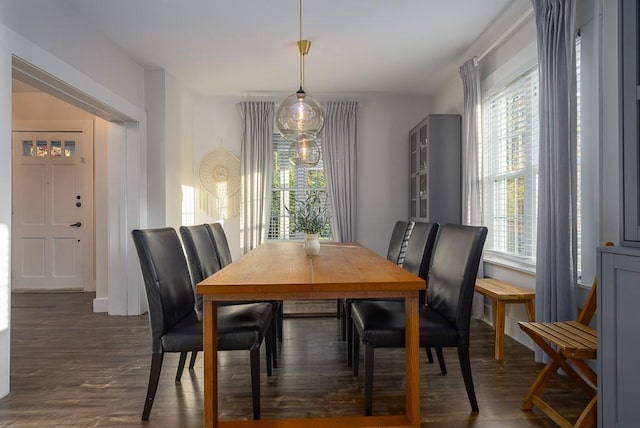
[
  {"left": 481, "top": 66, "right": 539, "bottom": 267},
  {"left": 576, "top": 34, "right": 583, "bottom": 276},
  {"left": 268, "top": 134, "right": 331, "bottom": 240}
]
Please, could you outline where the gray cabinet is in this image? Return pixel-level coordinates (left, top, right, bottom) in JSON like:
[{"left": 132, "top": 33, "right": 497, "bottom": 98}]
[
  {"left": 408, "top": 114, "right": 461, "bottom": 225},
  {"left": 621, "top": 0, "right": 640, "bottom": 245},
  {"left": 597, "top": 245, "right": 640, "bottom": 427},
  {"left": 597, "top": 3, "right": 640, "bottom": 426}
]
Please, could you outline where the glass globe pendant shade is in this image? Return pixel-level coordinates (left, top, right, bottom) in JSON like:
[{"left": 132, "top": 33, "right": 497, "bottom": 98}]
[
  {"left": 288, "top": 136, "right": 321, "bottom": 167},
  {"left": 276, "top": 88, "right": 325, "bottom": 141}
]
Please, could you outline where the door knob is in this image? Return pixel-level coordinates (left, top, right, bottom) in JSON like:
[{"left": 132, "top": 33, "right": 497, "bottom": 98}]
[{"left": 69, "top": 222, "right": 82, "bottom": 228}]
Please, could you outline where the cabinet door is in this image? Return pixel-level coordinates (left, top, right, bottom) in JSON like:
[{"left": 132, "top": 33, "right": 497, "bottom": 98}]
[
  {"left": 598, "top": 246, "right": 640, "bottom": 427},
  {"left": 621, "top": 0, "right": 640, "bottom": 244},
  {"left": 409, "top": 129, "right": 419, "bottom": 218},
  {"left": 427, "top": 115, "right": 461, "bottom": 224}
]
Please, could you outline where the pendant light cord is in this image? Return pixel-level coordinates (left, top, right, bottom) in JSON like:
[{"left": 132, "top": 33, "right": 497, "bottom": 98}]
[{"left": 299, "top": 0, "right": 304, "bottom": 90}]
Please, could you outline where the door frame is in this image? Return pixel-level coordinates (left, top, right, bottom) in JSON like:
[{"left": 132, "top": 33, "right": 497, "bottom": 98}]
[
  {"left": 10, "top": 53, "right": 148, "bottom": 316},
  {"left": 11, "top": 120, "right": 95, "bottom": 292}
]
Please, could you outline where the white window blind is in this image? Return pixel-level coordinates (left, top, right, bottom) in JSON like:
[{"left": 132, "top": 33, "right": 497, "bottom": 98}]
[
  {"left": 481, "top": 66, "right": 539, "bottom": 267},
  {"left": 576, "top": 34, "right": 583, "bottom": 276},
  {"left": 268, "top": 134, "right": 332, "bottom": 240}
]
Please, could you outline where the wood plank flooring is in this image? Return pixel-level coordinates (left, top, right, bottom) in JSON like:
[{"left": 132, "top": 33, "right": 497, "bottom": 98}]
[{"left": 0, "top": 293, "right": 590, "bottom": 427}]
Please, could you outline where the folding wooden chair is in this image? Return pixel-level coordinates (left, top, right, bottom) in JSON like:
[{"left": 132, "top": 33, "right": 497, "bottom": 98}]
[{"left": 518, "top": 242, "right": 613, "bottom": 428}]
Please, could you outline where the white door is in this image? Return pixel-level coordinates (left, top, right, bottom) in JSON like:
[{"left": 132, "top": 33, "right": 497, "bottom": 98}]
[{"left": 12, "top": 128, "right": 92, "bottom": 290}]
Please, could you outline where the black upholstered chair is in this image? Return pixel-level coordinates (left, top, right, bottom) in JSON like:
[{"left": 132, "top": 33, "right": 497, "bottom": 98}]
[
  {"left": 351, "top": 224, "right": 487, "bottom": 415},
  {"left": 179, "top": 224, "right": 277, "bottom": 374},
  {"left": 207, "top": 222, "right": 284, "bottom": 342},
  {"left": 132, "top": 227, "right": 273, "bottom": 421},
  {"left": 387, "top": 220, "right": 410, "bottom": 265},
  {"left": 346, "top": 221, "right": 438, "bottom": 367},
  {"left": 207, "top": 222, "right": 233, "bottom": 268},
  {"left": 340, "top": 220, "right": 412, "bottom": 342}
]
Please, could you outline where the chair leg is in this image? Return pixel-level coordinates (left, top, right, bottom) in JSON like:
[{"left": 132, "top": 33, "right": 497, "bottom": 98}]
[
  {"left": 277, "top": 301, "right": 284, "bottom": 342},
  {"left": 250, "top": 348, "right": 261, "bottom": 420},
  {"left": 352, "top": 325, "right": 360, "bottom": 377},
  {"left": 265, "top": 328, "right": 273, "bottom": 377},
  {"left": 574, "top": 394, "right": 597, "bottom": 428},
  {"left": 425, "top": 347, "right": 434, "bottom": 364},
  {"left": 270, "top": 315, "right": 278, "bottom": 369},
  {"left": 458, "top": 346, "right": 478, "bottom": 412},
  {"left": 346, "top": 302, "right": 353, "bottom": 366},
  {"left": 435, "top": 347, "right": 447, "bottom": 374},
  {"left": 364, "top": 343, "right": 375, "bottom": 416},
  {"left": 175, "top": 351, "right": 187, "bottom": 382},
  {"left": 142, "top": 353, "right": 164, "bottom": 421},
  {"left": 188, "top": 351, "right": 198, "bottom": 369}
]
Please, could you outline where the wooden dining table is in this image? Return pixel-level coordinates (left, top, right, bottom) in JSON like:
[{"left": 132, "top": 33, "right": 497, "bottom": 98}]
[{"left": 197, "top": 241, "right": 425, "bottom": 428}]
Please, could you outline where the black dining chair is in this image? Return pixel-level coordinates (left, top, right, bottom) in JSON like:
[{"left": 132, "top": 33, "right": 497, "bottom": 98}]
[
  {"left": 351, "top": 224, "right": 487, "bottom": 415},
  {"left": 179, "top": 224, "right": 277, "bottom": 374},
  {"left": 346, "top": 221, "right": 438, "bottom": 367},
  {"left": 207, "top": 222, "right": 284, "bottom": 342},
  {"left": 340, "top": 220, "right": 412, "bottom": 342},
  {"left": 387, "top": 220, "right": 411, "bottom": 265},
  {"left": 207, "top": 222, "right": 233, "bottom": 268},
  {"left": 132, "top": 227, "right": 274, "bottom": 421}
]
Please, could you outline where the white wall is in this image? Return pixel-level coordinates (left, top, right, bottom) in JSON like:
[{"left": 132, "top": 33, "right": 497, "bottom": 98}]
[
  {"left": 0, "top": 2, "right": 145, "bottom": 109},
  {"left": 192, "top": 94, "right": 433, "bottom": 259},
  {"left": 145, "top": 70, "right": 194, "bottom": 229},
  {"left": 356, "top": 95, "right": 433, "bottom": 254},
  {"left": 165, "top": 73, "right": 194, "bottom": 229},
  {"left": 0, "top": 24, "right": 13, "bottom": 400}
]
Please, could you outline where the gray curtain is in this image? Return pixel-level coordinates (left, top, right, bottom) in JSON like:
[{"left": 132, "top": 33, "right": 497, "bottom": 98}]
[
  {"left": 321, "top": 101, "right": 358, "bottom": 242},
  {"left": 459, "top": 57, "right": 483, "bottom": 227},
  {"left": 460, "top": 57, "right": 485, "bottom": 319},
  {"left": 239, "top": 101, "right": 274, "bottom": 253},
  {"left": 531, "top": 0, "right": 577, "bottom": 360}
]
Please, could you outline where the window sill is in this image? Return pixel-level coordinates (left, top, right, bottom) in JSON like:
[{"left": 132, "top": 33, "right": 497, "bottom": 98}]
[{"left": 483, "top": 255, "right": 536, "bottom": 276}]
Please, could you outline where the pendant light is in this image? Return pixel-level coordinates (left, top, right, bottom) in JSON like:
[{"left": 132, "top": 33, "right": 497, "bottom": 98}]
[
  {"left": 288, "top": 135, "right": 321, "bottom": 167},
  {"left": 276, "top": 0, "right": 325, "bottom": 146}
]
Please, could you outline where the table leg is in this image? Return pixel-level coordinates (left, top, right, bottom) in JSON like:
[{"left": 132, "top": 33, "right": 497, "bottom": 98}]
[
  {"left": 203, "top": 299, "right": 218, "bottom": 428},
  {"left": 405, "top": 294, "right": 420, "bottom": 427},
  {"left": 494, "top": 301, "right": 506, "bottom": 361},
  {"left": 524, "top": 300, "right": 535, "bottom": 322}
]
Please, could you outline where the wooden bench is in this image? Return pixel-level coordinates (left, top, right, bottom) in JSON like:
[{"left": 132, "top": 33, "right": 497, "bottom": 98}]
[{"left": 475, "top": 278, "right": 535, "bottom": 361}]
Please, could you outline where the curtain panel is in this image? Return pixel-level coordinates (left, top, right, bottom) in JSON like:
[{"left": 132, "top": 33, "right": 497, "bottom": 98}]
[
  {"left": 459, "top": 57, "right": 483, "bottom": 227},
  {"left": 239, "top": 101, "right": 274, "bottom": 253},
  {"left": 531, "top": 0, "right": 577, "bottom": 360},
  {"left": 460, "top": 57, "right": 485, "bottom": 319},
  {"left": 321, "top": 101, "right": 358, "bottom": 242}
]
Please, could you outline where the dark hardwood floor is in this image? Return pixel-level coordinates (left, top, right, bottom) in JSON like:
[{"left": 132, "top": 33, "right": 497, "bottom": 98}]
[{"left": 0, "top": 293, "right": 589, "bottom": 427}]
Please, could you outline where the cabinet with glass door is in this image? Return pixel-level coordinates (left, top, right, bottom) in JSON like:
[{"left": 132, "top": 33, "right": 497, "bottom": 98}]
[{"left": 408, "top": 114, "right": 461, "bottom": 225}]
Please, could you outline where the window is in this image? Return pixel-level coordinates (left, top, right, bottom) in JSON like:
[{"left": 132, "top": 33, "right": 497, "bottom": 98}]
[
  {"left": 575, "top": 34, "right": 582, "bottom": 276},
  {"left": 268, "top": 135, "right": 332, "bottom": 240},
  {"left": 480, "top": 37, "right": 583, "bottom": 272},
  {"left": 481, "top": 66, "right": 539, "bottom": 268}
]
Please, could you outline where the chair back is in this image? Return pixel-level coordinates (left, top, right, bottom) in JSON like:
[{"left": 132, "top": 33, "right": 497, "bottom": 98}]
[
  {"left": 386, "top": 221, "right": 409, "bottom": 265},
  {"left": 398, "top": 222, "right": 415, "bottom": 266},
  {"left": 576, "top": 241, "right": 614, "bottom": 325},
  {"left": 179, "top": 224, "right": 223, "bottom": 314},
  {"left": 426, "top": 224, "right": 487, "bottom": 342},
  {"left": 402, "top": 221, "right": 439, "bottom": 279},
  {"left": 132, "top": 228, "right": 197, "bottom": 354},
  {"left": 207, "top": 223, "right": 233, "bottom": 268}
]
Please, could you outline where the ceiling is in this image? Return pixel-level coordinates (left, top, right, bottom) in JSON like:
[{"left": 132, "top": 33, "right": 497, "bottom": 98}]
[{"left": 11, "top": 0, "right": 519, "bottom": 97}]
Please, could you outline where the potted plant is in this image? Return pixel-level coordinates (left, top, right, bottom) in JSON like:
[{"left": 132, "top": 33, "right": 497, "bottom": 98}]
[{"left": 288, "top": 191, "right": 331, "bottom": 256}]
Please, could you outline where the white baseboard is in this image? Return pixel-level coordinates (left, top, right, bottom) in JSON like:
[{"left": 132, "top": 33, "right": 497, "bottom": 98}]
[{"left": 93, "top": 297, "right": 108, "bottom": 313}]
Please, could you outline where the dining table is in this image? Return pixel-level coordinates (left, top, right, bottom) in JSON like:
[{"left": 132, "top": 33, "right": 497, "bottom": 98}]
[{"left": 196, "top": 241, "right": 425, "bottom": 428}]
